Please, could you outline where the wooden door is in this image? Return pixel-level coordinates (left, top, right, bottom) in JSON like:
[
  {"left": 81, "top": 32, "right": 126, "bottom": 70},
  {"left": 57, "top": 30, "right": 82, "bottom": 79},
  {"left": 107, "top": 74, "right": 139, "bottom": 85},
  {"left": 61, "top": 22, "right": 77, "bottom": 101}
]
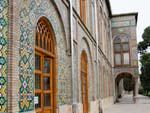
[
  {"left": 35, "top": 17, "right": 56, "bottom": 113},
  {"left": 81, "top": 51, "right": 88, "bottom": 113},
  {"left": 35, "top": 53, "right": 53, "bottom": 113}
]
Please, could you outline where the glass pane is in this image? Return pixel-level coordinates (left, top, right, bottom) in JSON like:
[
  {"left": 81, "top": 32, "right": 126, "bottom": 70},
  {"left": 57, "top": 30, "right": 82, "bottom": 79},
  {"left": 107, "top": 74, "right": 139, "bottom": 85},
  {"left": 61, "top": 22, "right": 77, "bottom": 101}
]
[
  {"left": 43, "top": 58, "right": 50, "bottom": 73},
  {"left": 123, "top": 53, "right": 129, "bottom": 64},
  {"left": 114, "top": 44, "right": 121, "bottom": 52},
  {"left": 46, "top": 38, "right": 49, "bottom": 51},
  {"left": 114, "top": 37, "right": 121, "bottom": 43},
  {"left": 44, "top": 93, "right": 51, "bottom": 107},
  {"left": 35, "top": 74, "right": 41, "bottom": 89},
  {"left": 43, "top": 77, "right": 50, "bottom": 90},
  {"left": 123, "top": 43, "right": 129, "bottom": 51},
  {"left": 81, "top": 72, "right": 86, "bottom": 83},
  {"left": 81, "top": 61, "right": 85, "bottom": 71},
  {"left": 35, "top": 93, "right": 41, "bottom": 109},
  {"left": 40, "top": 33, "right": 42, "bottom": 47},
  {"left": 115, "top": 54, "right": 121, "bottom": 65},
  {"left": 121, "top": 36, "right": 129, "bottom": 42},
  {"left": 81, "top": 72, "right": 87, "bottom": 94},
  {"left": 47, "top": 39, "right": 50, "bottom": 51},
  {"left": 81, "top": 56, "right": 87, "bottom": 71},
  {"left": 35, "top": 54, "right": 41, "bottom": 70},
  {"left": 44, "top": 38, "right": 47, "bottom": 50}
]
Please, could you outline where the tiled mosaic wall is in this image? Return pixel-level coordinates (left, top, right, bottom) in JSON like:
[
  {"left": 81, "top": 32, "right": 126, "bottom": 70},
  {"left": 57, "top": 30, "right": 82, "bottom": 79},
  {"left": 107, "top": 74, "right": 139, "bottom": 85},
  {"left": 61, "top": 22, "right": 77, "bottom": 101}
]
[
  {"left": 19, "top": 1, "right": 35, "bottom": 111},
  {"left": 0, "top": 0, "right": 8, "bottom": 112},
  {"left": 19, "top": 0, "right": 71, "bottom": 112}
]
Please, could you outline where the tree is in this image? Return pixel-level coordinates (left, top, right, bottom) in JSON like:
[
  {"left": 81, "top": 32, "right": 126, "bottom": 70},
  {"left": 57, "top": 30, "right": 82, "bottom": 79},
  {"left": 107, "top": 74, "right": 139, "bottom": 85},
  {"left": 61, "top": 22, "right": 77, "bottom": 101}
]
[
  {"left": 140, "top": 53, "right": 150, "bottom": 95},
  {"left": 138, "top": 26, "right": 150, "bottom": 53},
  {"left": 138, "top": 26, "right": 150, "bottom": 96},
  {"left": 123, "top": 76, "right": 133, "bottom": 92}
]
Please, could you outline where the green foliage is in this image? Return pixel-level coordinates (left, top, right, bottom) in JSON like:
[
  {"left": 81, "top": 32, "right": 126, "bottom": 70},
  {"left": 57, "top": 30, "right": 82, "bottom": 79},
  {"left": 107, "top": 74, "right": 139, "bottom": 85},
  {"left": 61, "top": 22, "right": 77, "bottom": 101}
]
[
  {"left": 140, "top": 53, "right": 150, "bottom": 65},
  {"left": 138, "top": 26, "right": 150, "bottom": 95},
  {"left": 138, "top": 87, "right": 144, "bottom": 95},
  {"left": 138, "top": 87, "right": 150, "bottom": 96},
  {"left": 140, "top": 53, "right": 150, "bottom": 95},
  {"left": 138, "top": 26, "right": 150, "bottom": 53},
  {"left": 123, "top": 76, "right": 133, "bottom": 92}
]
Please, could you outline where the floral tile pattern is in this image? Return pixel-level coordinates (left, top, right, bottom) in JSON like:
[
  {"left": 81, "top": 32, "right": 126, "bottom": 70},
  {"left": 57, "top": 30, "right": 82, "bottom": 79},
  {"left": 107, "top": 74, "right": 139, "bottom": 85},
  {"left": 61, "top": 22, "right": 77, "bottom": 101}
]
[
  {"left": 0, "top": 0, "right": 8, "bottom": 112},
  {"left": 19, "top": 0, "right": 71, "bottom": 112}
]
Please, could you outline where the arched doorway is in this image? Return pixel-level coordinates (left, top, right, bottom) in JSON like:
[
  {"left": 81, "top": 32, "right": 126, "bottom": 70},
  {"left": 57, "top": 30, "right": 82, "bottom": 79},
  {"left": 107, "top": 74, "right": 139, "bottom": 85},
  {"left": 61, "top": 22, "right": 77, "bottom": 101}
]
[
  {"left": 115, "top": 73, "right": 135, "bottom": 103},
  {"left": 81, "top": 50, "right": 88, "bottom": 113},
  {"left": 35, "top": 17, "right": 56, "bottom": 113}
]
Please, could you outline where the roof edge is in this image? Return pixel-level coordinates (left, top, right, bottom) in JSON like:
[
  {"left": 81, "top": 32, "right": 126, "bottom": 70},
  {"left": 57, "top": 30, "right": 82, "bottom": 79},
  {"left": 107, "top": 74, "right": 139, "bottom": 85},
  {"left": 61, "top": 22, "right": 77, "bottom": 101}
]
[
  {"left": 112, "top": 12, "right": 138, "bottom": 24},
  {"left": 106, "top": 0, "right": 112, "bottom": 18}
]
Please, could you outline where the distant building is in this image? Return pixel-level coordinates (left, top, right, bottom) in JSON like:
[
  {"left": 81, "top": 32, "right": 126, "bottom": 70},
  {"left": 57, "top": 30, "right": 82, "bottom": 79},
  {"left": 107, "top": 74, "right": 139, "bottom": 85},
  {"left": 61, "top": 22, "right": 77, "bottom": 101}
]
[{"left": 0, "top": 0, "right": 138, "bottom": 113}]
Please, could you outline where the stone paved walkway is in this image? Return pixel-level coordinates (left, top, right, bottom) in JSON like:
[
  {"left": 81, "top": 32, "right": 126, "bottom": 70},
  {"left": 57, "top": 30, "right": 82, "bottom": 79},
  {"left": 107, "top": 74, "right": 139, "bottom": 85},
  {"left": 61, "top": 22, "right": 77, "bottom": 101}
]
[{"left": 104, "top": 94, "right": 150, "bottom": 113}]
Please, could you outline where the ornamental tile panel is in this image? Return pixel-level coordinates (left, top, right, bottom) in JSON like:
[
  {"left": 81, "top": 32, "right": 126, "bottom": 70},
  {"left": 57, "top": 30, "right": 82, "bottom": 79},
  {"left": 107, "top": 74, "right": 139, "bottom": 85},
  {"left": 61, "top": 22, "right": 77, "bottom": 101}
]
[
  {"left": 19, "top": 1, "right": 34, "bottom": 111},
  {"left": 111, "top": 21, "right": 130, "bottom": 28},
  {"left": 0, "top": 0, "right": 8, "bottom": 112},
  {"left": 19, "top": 0, "right": 71, "bottom": 112}
]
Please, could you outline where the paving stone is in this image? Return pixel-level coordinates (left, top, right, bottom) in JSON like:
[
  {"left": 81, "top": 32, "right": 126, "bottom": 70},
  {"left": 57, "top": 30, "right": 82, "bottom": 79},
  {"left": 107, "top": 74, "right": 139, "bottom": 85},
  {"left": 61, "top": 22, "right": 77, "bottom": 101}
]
[{"left": 104, "top": 94, "right": 150, "bottom": 113}]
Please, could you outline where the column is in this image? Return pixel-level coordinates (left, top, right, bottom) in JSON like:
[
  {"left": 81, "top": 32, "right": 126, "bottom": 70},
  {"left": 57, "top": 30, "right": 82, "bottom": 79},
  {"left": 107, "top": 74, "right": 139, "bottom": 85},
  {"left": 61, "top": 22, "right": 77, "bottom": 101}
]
[
  {"left": 8, "top": 0, "right": 20, "bottom": 112},
  {"left": 133, "top": 77, "right": 138, "bottom": 103}
]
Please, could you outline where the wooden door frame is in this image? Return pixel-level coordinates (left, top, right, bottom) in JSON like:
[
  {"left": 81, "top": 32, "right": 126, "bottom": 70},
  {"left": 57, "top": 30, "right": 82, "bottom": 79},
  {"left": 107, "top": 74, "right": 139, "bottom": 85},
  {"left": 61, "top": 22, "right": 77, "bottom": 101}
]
[
  {"left": 35, "top": 17, "right": 57, "bottom": 113},
  {"left": 81, "top": 50, "right": 89, "bottom": 113},
  {"left": 80, "top": 0, "right": 87, "bottom": 24}
]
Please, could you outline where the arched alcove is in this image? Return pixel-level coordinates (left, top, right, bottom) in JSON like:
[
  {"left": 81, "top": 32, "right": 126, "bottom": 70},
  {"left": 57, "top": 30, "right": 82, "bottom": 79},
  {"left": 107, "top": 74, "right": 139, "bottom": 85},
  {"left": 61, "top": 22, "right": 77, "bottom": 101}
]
[
  {"left": 115, "top": 72, "right": 136, "bottom": 103},
  {"left": 35, "top": 17, "right": 57, "bottom": 113}
]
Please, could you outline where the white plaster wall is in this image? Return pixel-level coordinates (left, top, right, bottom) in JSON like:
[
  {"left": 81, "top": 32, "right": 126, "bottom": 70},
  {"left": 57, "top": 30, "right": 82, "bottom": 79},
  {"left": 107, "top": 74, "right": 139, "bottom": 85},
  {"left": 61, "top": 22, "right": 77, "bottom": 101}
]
[
  {"left": 74, "top": 101, "right": 99, "bottom": 113},
  {"left": 90, "top": 101, "right": 99, "bottom": 113},
  {"left": 25, "top": 111, "right": 36, "bottom": 113},
  {"left": 59, "top": 105, "right": 72, "bottom": 113},
  {"left": 73, "top": 103, "right": 83, "bottom": 113},
  {"left": 101, "top": 96, "right": 114, "bottom": 110}
]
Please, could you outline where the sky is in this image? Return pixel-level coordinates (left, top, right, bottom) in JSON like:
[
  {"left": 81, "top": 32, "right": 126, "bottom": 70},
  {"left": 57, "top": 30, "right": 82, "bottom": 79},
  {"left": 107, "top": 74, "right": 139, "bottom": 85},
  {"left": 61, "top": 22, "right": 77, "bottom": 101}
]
[{"left": 109, "top": 0, "right": 150, "bottom": 43}]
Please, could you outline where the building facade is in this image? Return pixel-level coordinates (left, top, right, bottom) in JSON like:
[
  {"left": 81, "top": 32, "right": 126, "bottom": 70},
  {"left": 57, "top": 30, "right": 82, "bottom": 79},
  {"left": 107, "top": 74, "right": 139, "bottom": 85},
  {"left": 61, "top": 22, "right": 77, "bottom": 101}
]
[
  {"left": 0, "top": 0, "right": 138, "bottom": 113},
  {"left": 111, "top": 13, "right": 139, "bottom": 101}
]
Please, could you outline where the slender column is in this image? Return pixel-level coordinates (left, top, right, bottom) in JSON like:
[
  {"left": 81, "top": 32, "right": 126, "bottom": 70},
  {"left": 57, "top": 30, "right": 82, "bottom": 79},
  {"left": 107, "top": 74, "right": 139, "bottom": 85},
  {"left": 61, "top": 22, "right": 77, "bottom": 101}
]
[
  {"left": 8, "top": 0, "right": 20, "bottom": 112},
  {"left": 133, "top": 77, "right": 138, "bottom": 103},
  {"left": 135, "top": 77, "right": 139, "bottom": 97},
  {"left": 67, "top": 0, "right": 74, "bottom": 105},
  {"left": 115, "top": 83, "right": 119, "bottom": 102}
]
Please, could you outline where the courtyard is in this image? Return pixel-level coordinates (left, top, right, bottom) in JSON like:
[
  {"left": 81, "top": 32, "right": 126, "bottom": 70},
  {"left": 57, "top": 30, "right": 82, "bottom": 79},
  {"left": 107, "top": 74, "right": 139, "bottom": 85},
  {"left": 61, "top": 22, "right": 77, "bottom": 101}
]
[{"left": 104, "top": 94, "right": 150, "bottom": 113}]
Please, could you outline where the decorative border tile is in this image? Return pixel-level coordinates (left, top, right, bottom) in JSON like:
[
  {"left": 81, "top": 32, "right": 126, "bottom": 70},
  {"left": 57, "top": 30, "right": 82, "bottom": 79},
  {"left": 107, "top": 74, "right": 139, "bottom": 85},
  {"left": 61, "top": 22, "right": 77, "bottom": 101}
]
[
  {"left": 0, "top": 0, "right": 8, "bottom": 112},
  {"left": 19, "top": 1, "right": 34, "bottom": 112}
]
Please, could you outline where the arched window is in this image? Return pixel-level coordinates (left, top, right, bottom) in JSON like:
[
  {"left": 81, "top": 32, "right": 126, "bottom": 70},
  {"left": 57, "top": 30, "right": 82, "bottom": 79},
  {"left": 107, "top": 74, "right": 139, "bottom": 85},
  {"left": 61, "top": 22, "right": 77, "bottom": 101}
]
[
  {"left": 35, "top": 17, "right": 56, "bottom": 113},
  {"left": 81, "top": 50, "right": 88, "bottom": 113},
  {"left": 80, "top": 0, "right": 86, "bottom": 24},
  {"left": 114, "top": 34, "right": 130, "bottom": 66}
]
